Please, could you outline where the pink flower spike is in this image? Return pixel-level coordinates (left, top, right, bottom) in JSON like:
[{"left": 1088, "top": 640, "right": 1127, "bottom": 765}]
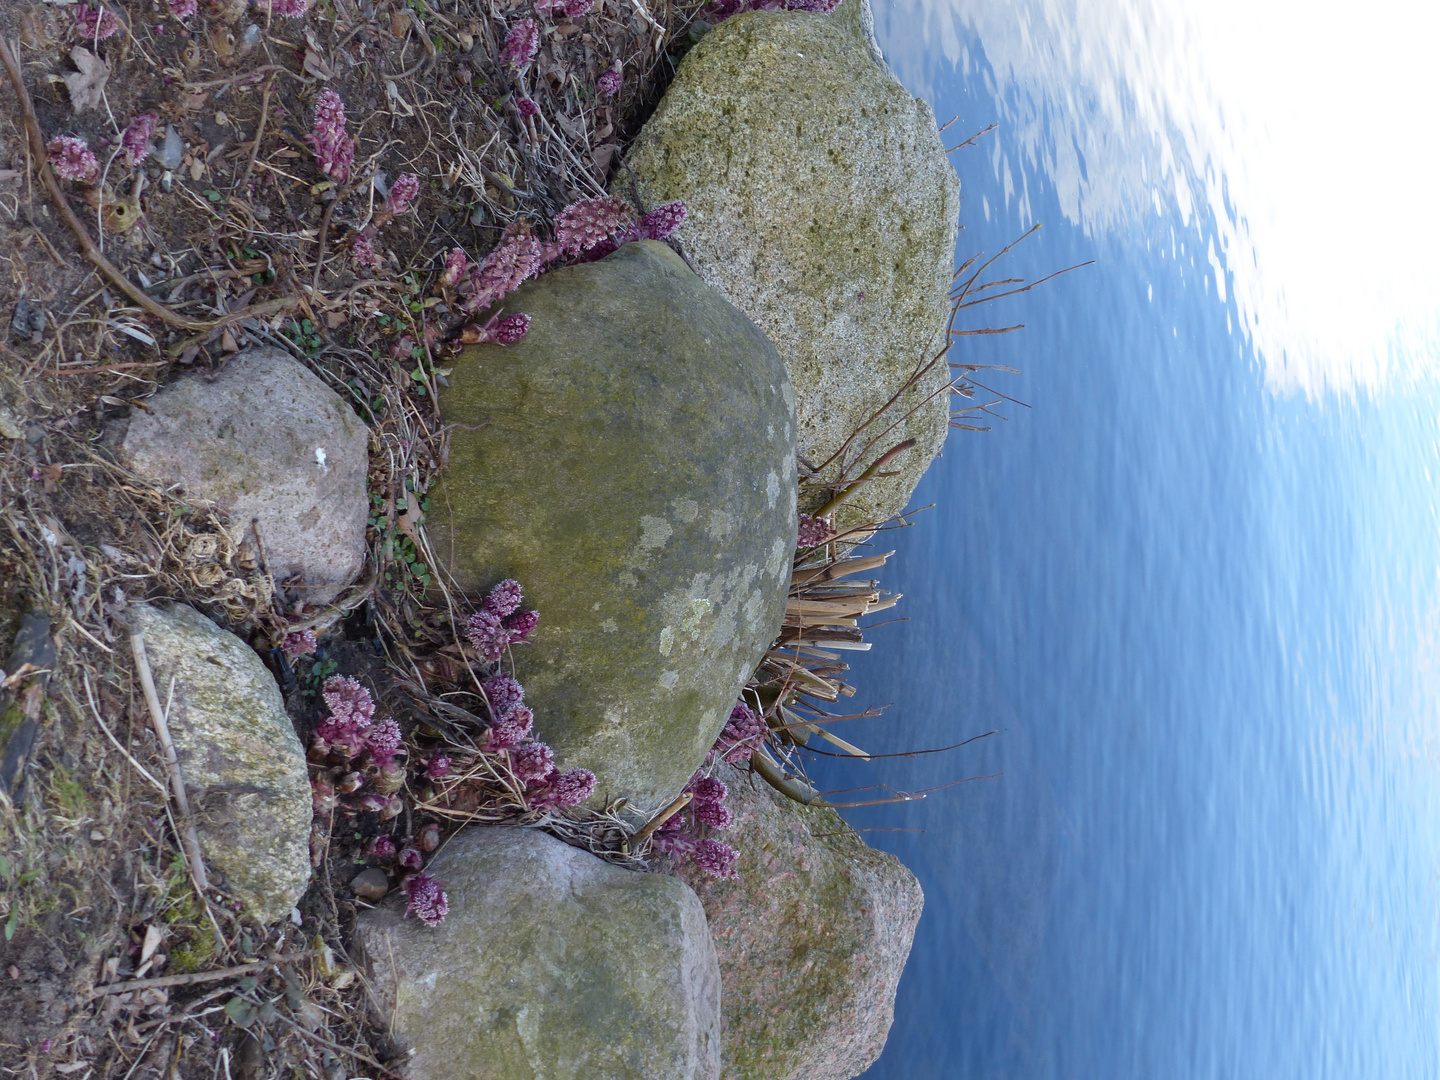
[
  {"left": 168, "top": 0, "right": 198, "bottom": 17},
  {"left": 554, "top": 196, "right": 635, "bottom": 258},
  {"left": 689, "top": 776, "right": 728, "bottom": 805},
  {"left": 463, "top": 222, "right": 544, "bottom": 312},
  {"left": 425, "top": 753, "right": 451, "bottom": 780},
  {"left": 352, "top": 233, "right": 384, "bottom": 270},
  {"left": 488, "top": 705, "right": 534, "bottom": 750},
  {"left": 597, "top": 66, "right": 621, "bottom": 98},
  {"left": 714, "top": 701, "right": 766, "bottom": 764},
  {"left": 541, "top": 767, "right": 596, "bottom": 807},
  {"left": 282, "top": 629, "right": 318, "bottom": 658},
  {"left": 385, "top": 173, "right": 420, "bottom": 215},
  {"left": 796, "top": 513, "right": 836, "bottom": 549},
  {"left": 365, "top": 834, "right": 395, "bottom": 860},
  {"left": 692, "top": 838, "right": 739, "bottom": 878},
  {"left": 511, "top": 741, "right": 555, "bottom": 782},
  {"left": 307, "top": 90, "right": 355, "bottom": 182},
  {"left": 480, "top": 675, "right": 525, "bottom": 717},
  {"left": 515, "top": 96, "right": 540, "bottom": 118},
  {"left": 694, "top": 800, "right": 733, "bottom": 829},
  {"left": 323, "top": 676, "right": 376, "bottom": 726},
  {"left": 46, "top": 137, "right": 99, "bottom": 183},
  {"left": 441, "top": 247, "right": 469, "bottom": 287},
  {"left": 73, "top": 4, "right": 124, "bottom": 40},
  {"left": 638, "top": 200, "right": 687, "bottom": 241},
  {"left": 483, "top": 579, "right": 523, "bottom": 618},
  {"left": 263, "top": 0, "right": 310, "bottom": 15},
  {"left": 563, "top": 0, "right": 594, "bottom": 17},
  {"left": 504, "top": 608, "right": 539, "bottom": 644},
  {"left": 501, "top": 18, "right": 540, "bottom": 71},
  {"left": 465, "top": 609, "right": 508, "bottom": 662},
  {"left": 365, "top": 718, "right": 404, "bottom": 768},
  {"left": 402, "top": 872, "right": 449, "bottom": 926}
]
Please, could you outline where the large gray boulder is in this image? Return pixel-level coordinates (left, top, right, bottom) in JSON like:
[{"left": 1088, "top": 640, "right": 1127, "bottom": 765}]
[
  {"left": 355, "top": 827, "right": 721, "bottom": 1080},
  {"left": 675, "top": 764, "right": 923, "bottom": 1080},
  {"left": 614, "top": 0, "right": 960, "bottom": 532},
  {"left": 430, "top": 240, "right": 797, "bottom": 813},
  {"left": 124, "top": 602, "right": 310, "bottom": 925},
  {"left": 115, "top": 347, "right": 370, "bottom": 607}
]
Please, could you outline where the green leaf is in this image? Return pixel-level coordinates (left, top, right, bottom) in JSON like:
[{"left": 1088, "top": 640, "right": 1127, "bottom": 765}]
[
  {"left": 18, "top": 870, "right": 40, "bottom": 883},
  {"left": 238, "top": 974, "right": 257, "bottom": 993},
  {"left": 4, "top": 909, "right": 16, "bottom": 942},
  {"left": 0, "top": 855, "right": 10, "bottom": 879},
  {"left": 224, "top": 996, "right": 256, "bottom": 1026}
]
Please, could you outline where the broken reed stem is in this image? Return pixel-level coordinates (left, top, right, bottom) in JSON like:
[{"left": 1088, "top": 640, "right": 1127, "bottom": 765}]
[
  {"left": 87, "top": 952, "right": 309, "bottom": 998},
  {"left": 631, "top": 791, "right": 692, "bottom": 847},
  {"left": 129, "top": 632, "right": 209, "bottom": 894}
]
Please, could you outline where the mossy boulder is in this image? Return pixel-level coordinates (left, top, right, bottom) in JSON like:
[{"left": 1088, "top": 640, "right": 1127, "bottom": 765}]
[
  {"left": 430, "top": 240, "right": 797, "bottom": 813},
  {"left": 124, "top": 602, "right": 311, "bottom": 925},
  {"left": 354, "top": 826, "right": 721, "bottom": 1080},
  {"left": 675, "top": 763, "right": 923, "bottom": 1080},
  {"left": 614, "top": 0, "right": 959, "bottom": 532}
]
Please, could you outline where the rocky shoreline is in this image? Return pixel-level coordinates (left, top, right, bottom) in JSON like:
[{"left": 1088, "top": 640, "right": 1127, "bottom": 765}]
[{"left": 0, "top": 0, "right": 961, "bottom": 1075}]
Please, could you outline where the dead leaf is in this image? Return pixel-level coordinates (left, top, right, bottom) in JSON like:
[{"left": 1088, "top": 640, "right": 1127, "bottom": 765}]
[
  {"left": 302, "top": 47, "right": 333, "bottom": 81},
  {"left": 18, "top": 12, "right": 51, "bottom": 50},
  {"left": 592, "top": 143, "right": 619, "bottom": 175},
  {"left": 62, "top": 47, "right": 109, "bottom": 113},
  {"left": 325, "top": 310, "right": 346, "bottom": 329},
  {"left": 180, "top": 91, "right": 207, "bottom": 111},
  {"left": 188, "top": 156, "right": 205, "bottom": 181},
  {"left": 220, "top": 328, "right": 238, "bottom": 352},
  {"left": 140, "top": 924, "right": 164, "bottom": 965},
  {"left": 41, "top": 464, "right": 62, "bottom": 494}
]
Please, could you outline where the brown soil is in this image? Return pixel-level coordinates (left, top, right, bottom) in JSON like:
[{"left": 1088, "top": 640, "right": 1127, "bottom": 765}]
[{"left": 0, "top": 0, "right": 704, "bottom": 1075}]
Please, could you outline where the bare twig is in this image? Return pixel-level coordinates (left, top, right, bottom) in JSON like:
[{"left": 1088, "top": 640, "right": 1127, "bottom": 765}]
[{"left": 87, "top": 952, "right": 310, "bottom": 998}]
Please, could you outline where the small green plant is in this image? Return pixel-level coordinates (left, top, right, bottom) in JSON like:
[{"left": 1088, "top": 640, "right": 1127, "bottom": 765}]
[{"left": 285, "top": 317, "right": 324, "bottom": 356}]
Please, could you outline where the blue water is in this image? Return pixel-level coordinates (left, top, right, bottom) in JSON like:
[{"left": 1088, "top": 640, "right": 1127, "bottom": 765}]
[{"left": 814, "top": 5, "right": 1440, "bottom": 1077}]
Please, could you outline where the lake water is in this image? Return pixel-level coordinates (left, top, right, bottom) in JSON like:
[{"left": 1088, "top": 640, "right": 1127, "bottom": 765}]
[{"left": 814, "top": 1, "right": 1440, "bottom": 1076}]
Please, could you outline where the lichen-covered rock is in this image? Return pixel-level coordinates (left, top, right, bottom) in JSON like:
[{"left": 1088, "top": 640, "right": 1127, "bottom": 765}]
[
  {"left": 124, "top": 602, "right": 310, "bottom": 925},
  {"left": 355, "top": 827, "right": 721, "bottom": 1080},
  {"left": 614, "top": 0, "right": 959, "bottom": 532},
  {"left": 114, "top": 347, "right": 370, "bottom": 606},
  {"left": 675, "top": 763, "right": 923, "bottom": 1080},
  {"left": 430, "top": 240, "right": 796, "bottom": 812}
]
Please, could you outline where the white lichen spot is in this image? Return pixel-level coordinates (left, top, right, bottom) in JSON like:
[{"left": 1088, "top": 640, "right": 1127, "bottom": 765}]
[
  {"left": 658, "top": 670, "right": 680, "bottom": 690},
  {"left": 314, "top": 447, "right": 328, "bottom": 475},
  {"left": 601, "top": 618, "right": 618, "bottom": 633},
  {"left": 659, "top": 626, "right": 675, "bottom": 656},
  {"left": 682, "top": 597, "right": 712, "bottom": 640},
  {"left": 605, "top": 708, "right": 624, "bottom": 726},
  {"left": 593, "top": 602, "right": 601, "bottom": 610},
  {"left": 706, "top": 508, "right": 735, "bottom": 540},
  {"left": 637, "top": 515, "right": 673, "bottom": 551},
  {"left": 619, "top": 570, "right": 638, "bottom": 587},
  {"left": 673, "top": 497, "right": 699, "bottom": 523},
  {"left": 781, "top": 381, "right": 795, "bottom": 412},
  {"left": 766, "top": 471, "right": 780, "bottom": 508},
  {"left": 767, "top": 537, "right": 788, "bottom": 578}
]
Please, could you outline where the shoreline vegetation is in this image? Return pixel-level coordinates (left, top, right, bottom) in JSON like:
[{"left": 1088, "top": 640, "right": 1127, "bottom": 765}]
[{"left": 0, "top": 0, "right": 1075, "bottom": 1075}]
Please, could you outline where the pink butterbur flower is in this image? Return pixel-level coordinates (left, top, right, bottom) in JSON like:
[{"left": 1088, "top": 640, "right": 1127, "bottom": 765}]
[
  {"left": 534, "top": 767, "right": 596, "bottom": 808},
  {"left": 73, "top": 4, "right": 124, "bottom": 40},
  {"left": 465, "top": 609, "right": 507, "bottom": 661},
  {"left": 397, "top": 847, "right": 423, "bottom": 872},
  {"left": 694, "top": 800, "right": 733, "bottom": 829},
  {"left": 480, "top": 675, "right": 525, "bottom": 716},
  {"left": 515, "top": 96, "right": 539, "bottom": 118},
  {"left": 713, "top": 701, "right": 765, "bottom": 764},
  {"left": 463, "top": 222, "right": 544, "bottom": 312},
  {"left": 504, "top": 608, "right": 540, "bottom": 644},
  {"left": 121, "top": 114, "right": 155, "bottom": 167},
  {"left": 425, "top": 753, "right": 451, "bottom": 780},
  {"left": 402, "top": 872, "right": 449, "bottom": 926},
  {"left": 168, "top": 0, "right": 198, "bottom": 17},
  {"left": 689, "top": 776, "right": 728, "bottom": 805},
  {"left": 352, "top": 233, "right": 384, "bottom": 270},
  {"left": 307, "top": 90, "right": 355, "bottom": 182},
  {"left": 597, "top": 66, "right": 621, "bottom": 98},
  {"left": 511, "top": 742, "right": 554, "bottom": 782},
  {"left": 501, "top": 18, "right": 540, "bottom": 71},
  {"left": 563, "top": 0, "right": 594, "bottom": 17},
  {"left": 282, "top": 628, "right": 317, "bottom": 658},
  {"left": 554, "top": 196, "right": 634, "bottom": 259},
  {"left": 46, "top": 137, "right": 99, "bottom": 183},
  {"left": 638, "top": 200, "right": 687, "bottom": 241},
  {"left": 365, "top": 718, "right": 403, "bottom": 768},
  {"left": 796, "top": 513, "right": 835, "bottom": 548},
  {"left": 385, "top": 173, "right": 420, "bottom": 215},
  {"left": 441, "top": 248, "right": 469, "bottom": 287},
  {"left": 365, "top": 834, "right": 395, "bottom": 860},
  {"left": 262, "top": 0, "right": 310, "bottom": 15},
  {"left": 691, "top": 838, "right": 739, "bottom": 878},
  {"left": 483, "top": 579, "right": 523, "bottom": 618},
  {"left": 488, "top": 705, "right": 534, "bottom": 750}
]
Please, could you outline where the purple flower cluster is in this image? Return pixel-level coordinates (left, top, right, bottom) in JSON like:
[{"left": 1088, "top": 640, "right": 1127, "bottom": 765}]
[
  {"left": 402, "top": 871, "right": 449, "bottom": 926},
  {"left": 652, "top": 770, "right": 739, "bottom": 878},
  {"left": 441, "top": 248, "right": 469, "bottom": 287},
  {"left": 553, "top": 195, "right": 635, "bottom": 260},
  {"left": 515, "top": 96, "right": 540, "bottom": 118},
  {"left": 47, "top": 137, "right": 99, "bottom": 183},
  {"left": 282, "top": 628, "right": 318, "bottom": 658},
  {"left": 564, "top": 198, "right": 687, "bottom": 263},
  {"left": 488, "top": 705, "right": 534, "bottom": 750},
  {"left": 511, "top": 741, "right": 554, "bottom": 782},
  {"left": 537, "top": 0, "right": 593, "bottom": 17},
  {"left": 385, "top": 173, "right": 420, "bottom": 215},
  {"left": 425, "top": 753, "right": 451, "bottom": 780},
  {"left": 74, "top": 4, "right": 124, "bottom": 40},
  {"left": 597, "top": 66, "right": 621, "bottom": 98},
  {"left": 712, "top": 701, "right": 766, "bottom": 764},
  {"left": 465, "top": 580, "right": 540, "bottom": 661},
  {"left": 501, "top": 18, "right": 540, "bottom": 72},
  {"left": 796, "top": 513, "right": 836, "bottom": 549},
  {"left": 307, "top": 90, "right": 355, "bottom": 182},
  {"left": 352, "top": 233, "right": 384, "bottom": 271},
  {"left": 468, "top": 312, "right": 531, "bottom": 346},
  {"left": 120, "top": 113, "right": 155, "bottom": 167},
  {"left": 531, "top": 766, "right": 598, "bottom": 808},
  {"left": 460, "top": 222, "right": 545, "bottom": 313},
  {"left": 168, "top": 0, "right": 198, "bottom": 17},
  {"left": 262, "top": 0, "right": 310, "bottom": 15}
]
